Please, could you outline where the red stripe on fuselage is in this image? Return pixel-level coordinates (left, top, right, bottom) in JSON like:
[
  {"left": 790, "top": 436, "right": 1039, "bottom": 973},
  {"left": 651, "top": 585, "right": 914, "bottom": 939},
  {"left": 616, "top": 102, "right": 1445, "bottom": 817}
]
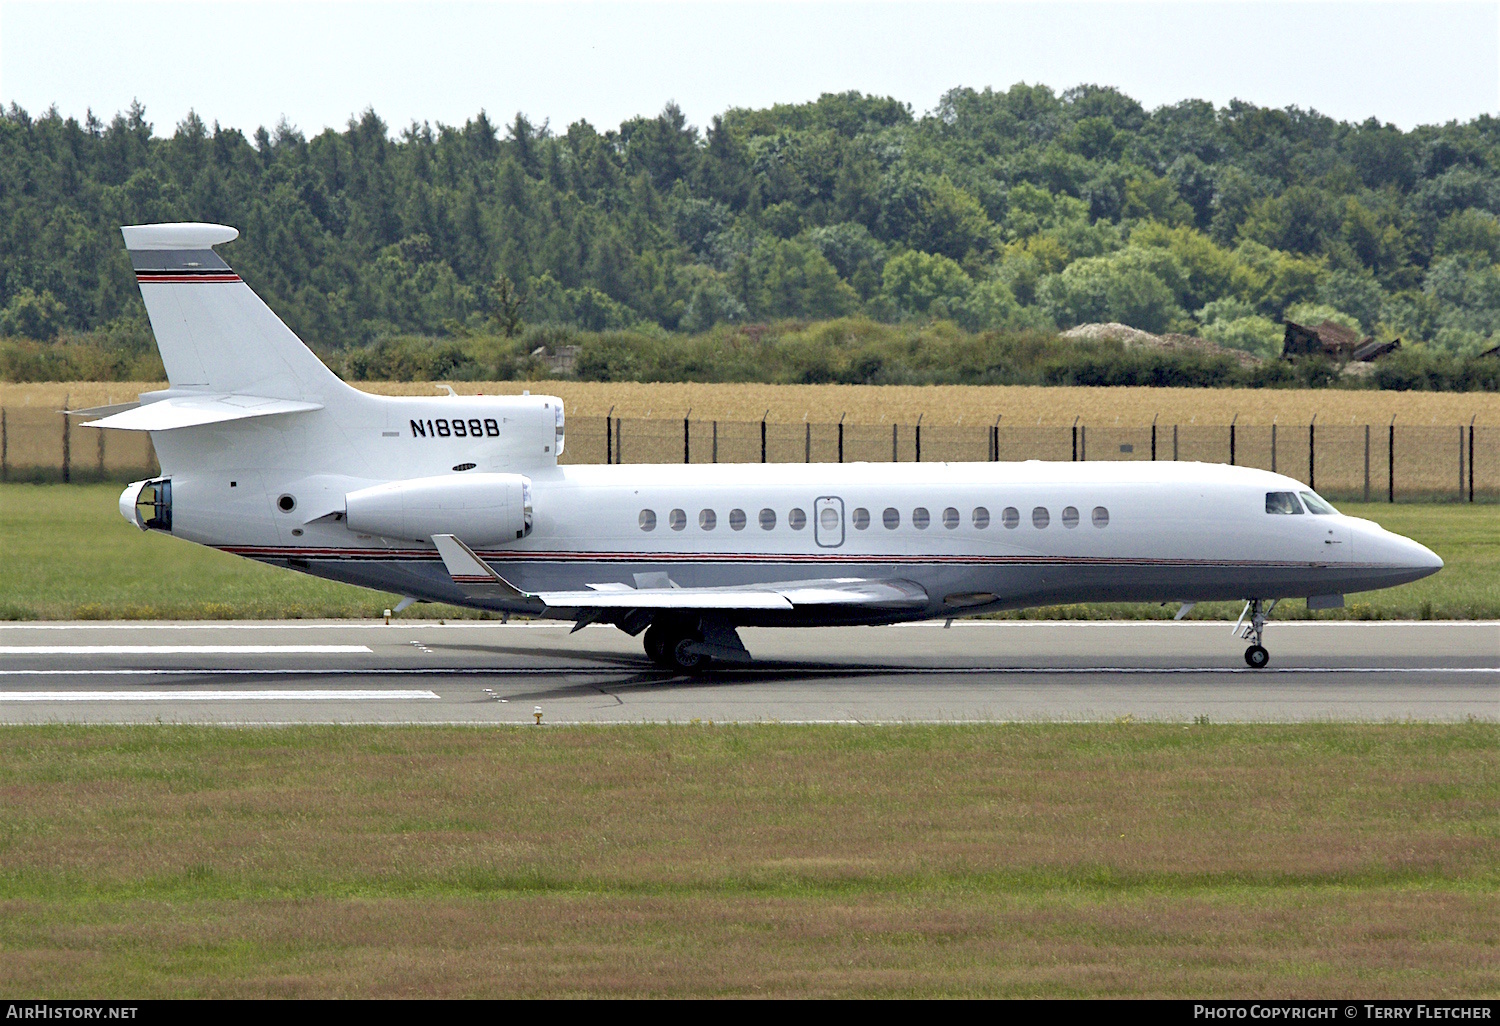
[
  {"left": 218, "top": 545, "right": 1351, "bottom": 569},
  {"left": 135, "top": 273, "right": 241, "bottom": 283}
]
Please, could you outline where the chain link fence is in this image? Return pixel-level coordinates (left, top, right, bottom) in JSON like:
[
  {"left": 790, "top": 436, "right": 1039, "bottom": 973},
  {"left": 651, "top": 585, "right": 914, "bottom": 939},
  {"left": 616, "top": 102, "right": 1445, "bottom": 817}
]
[
  {"left": 3, "top": 406, "right": 1494, "bottom": 500},
  {"left": 564, "top": 415, "right": 1499, "bottom": 502},
  {"left": 0, "top": 407, "right": 158, "bottom": 483}
]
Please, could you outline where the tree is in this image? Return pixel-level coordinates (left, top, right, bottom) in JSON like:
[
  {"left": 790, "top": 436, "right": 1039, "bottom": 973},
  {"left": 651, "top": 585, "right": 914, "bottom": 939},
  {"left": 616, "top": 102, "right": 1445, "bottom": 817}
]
[
  {"left": 0, "top": 289, "right": 66, "bottom": 340},
  {"left": 489, "top": 275, "right": 526, "bottom": 337},
  {"left": 881, "top": 250, "right": 973, "bottom": 317}
]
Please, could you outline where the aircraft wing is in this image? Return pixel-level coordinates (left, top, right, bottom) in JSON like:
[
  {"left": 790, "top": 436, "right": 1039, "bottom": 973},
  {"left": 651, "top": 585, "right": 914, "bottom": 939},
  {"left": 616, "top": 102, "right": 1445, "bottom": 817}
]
[
  {"left": 430, "top": 534, "right": 927, "bottom": 611},
  {"left": 82, "top": 394, "right": 323, "bottom": 431}
]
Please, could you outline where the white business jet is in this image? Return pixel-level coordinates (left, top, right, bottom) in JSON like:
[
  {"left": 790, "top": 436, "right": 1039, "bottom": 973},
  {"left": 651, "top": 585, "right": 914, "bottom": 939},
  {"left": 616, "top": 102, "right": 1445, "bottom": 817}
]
[{"left": 89, "top": 223, "right": 1441, "bottom": 672}]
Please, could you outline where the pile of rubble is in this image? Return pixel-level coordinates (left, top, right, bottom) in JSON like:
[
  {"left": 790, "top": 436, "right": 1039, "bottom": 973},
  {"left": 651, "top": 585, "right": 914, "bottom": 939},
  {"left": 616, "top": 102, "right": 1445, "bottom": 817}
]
[
  {"left": 1060, "top": 320, "right": 1407, "bottom": 373},
  {"left": 1058, "top": 322, "right": 1264, "bottom": 368},
  {"left": 1280, "top": 320, "right": 1399, "bottom": 363}
]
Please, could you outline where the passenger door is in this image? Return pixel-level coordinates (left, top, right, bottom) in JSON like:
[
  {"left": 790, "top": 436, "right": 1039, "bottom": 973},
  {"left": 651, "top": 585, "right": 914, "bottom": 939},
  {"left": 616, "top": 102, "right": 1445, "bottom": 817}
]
[{"left": 814, "top": 496, "right": 845, "bottom": 548}]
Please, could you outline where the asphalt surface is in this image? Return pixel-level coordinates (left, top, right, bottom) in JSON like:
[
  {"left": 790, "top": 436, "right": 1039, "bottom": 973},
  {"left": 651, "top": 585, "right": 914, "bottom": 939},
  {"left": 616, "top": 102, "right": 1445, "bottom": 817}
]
[{"left": 0, "top": 619, "right": 1494, "bottom": 724}]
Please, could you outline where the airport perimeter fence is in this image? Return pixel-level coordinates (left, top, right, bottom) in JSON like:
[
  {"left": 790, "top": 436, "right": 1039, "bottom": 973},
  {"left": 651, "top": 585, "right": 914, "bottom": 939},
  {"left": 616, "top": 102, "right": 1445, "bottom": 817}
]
[
  {"left": 2, "top": 406, "right": 1496, "bottom": 502},
  {"left": 562, "top": 415, "right": 1500, "bottom": 503}
]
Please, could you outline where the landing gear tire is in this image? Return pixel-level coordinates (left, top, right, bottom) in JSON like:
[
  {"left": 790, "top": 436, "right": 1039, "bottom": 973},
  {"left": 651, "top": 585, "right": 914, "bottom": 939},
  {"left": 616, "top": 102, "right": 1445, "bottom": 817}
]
[
  {"left": 643, "top": 623, "right": 671, "bottom": 666},
  {"left": 643, "top": 621, "right": 710, "bottom": 673},
  {"left": 667, "top": 637, "right": 709, "bottom": 674},
  {"left": 1244, "top": 644, "right": 1270, "bottom": 669}
]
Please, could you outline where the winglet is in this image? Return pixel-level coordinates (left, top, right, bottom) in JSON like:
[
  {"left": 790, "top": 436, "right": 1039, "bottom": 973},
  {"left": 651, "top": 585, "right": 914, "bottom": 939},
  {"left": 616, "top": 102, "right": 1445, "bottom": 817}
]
[{"left": 431, "top": 534, "right": 532, "bottom": 601}]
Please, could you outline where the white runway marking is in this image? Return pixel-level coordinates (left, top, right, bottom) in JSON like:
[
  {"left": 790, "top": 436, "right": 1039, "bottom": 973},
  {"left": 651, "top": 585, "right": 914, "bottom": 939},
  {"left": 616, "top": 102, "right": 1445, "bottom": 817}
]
[
  {"left": 0, "top": 645, "right": 373, "bottom": 655},
  {"left": 0, "top": 689, "right": 439, "bottom": 702}
]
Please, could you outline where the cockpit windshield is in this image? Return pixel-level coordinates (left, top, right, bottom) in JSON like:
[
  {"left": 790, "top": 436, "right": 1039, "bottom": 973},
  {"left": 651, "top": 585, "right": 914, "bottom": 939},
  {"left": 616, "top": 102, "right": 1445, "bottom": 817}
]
[
  {"left": 1299, "top": 491, "right": 1339, "bottom": 515},
  {"left": 1265, "top": 491, "right": 1303, "bottom": 515}
]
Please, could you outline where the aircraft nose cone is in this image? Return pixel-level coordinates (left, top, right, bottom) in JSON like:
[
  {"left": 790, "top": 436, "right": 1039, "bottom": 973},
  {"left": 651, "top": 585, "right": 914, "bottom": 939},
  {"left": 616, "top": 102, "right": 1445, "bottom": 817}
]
[
  {"left": 1386, "top": 530, "right": 1443, "bottom": 576},
  {"left": 1414, "top": 539, "right": 1444, "bottom": 571}
]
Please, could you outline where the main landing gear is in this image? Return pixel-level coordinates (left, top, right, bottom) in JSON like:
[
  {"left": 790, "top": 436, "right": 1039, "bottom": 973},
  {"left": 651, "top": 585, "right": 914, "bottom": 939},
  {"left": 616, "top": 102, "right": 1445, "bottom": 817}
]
[
  {"left": 1235, "top": 598, "right": 1280, "bottom": 668},
  {"left": 643, "top": 618, "right": 751, "bottom": 674}
]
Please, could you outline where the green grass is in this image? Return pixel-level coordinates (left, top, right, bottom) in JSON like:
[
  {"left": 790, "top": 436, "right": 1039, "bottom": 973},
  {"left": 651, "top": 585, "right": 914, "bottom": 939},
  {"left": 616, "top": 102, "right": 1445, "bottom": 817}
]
[
  {"left": 1, "top": 483, "right": 1495, "bottom": 619},
  {"left": 0, "top": 724, "right": 1494, "bottom": 997}
]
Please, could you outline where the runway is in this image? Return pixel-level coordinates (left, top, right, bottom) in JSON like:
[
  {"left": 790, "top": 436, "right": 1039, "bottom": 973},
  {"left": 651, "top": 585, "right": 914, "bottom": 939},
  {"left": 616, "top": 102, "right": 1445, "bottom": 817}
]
[{"left": 0, "top": 619, "right": 1494, "bottom": 724}]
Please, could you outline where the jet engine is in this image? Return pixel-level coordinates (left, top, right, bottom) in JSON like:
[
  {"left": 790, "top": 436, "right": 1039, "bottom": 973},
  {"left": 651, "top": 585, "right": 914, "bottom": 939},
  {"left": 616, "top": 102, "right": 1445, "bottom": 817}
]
[{"left": 345, "top": 473, "right": 533, "bottom": 545}]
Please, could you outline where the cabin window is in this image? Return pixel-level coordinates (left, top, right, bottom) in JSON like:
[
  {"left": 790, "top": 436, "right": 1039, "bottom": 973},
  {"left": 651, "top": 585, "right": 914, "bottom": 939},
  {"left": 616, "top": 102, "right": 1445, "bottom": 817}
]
[
  {"left": 639, "top": 509, "right": 657, "bottom": 531},
  {"left": 1092, "top": 506, "right": 1109, "bottom": 528},
  {"left": 759, "top": 508, "right": 777, "bottom": 530},
  {"left": 729, "top": 508, "right": 747, "bottom": 531},
  {"left": 1061, "top": 506, "right": 1080, "bottom": 529},
  {"left": 852, "top": 507, "right": 871, "bottom": 530},
  {"left": 942, "top": 507, "right": 960, "bottom": 529},
  {"left": 882, "top": 507, "right": 900, "bottom": 529},
  {"left": 820, "top": 506, "right": 840, "bottom": 532},
  {"left": 1032, "top": 506, "right": 1050, "bottom": 529},
  {"left": 669, "top": 508, "right": 687, "bottom": 531},
  {"left": 1265, "top": 492, "right": 1303, "bottom": 515},
  {"left": 788, "top": 508, "right": 807, "bottom": 530},
  {"left": 911, "top": 507, "right": 930, "bottom": 530},
  {"left": 973, "top": 506, "right": 990, "bottom": 529},
  {"left": 1001, "top": 506, "right": 1019, "bottom": 529},
  {"left": 1300, "top": 491, "right": 1338, "bottom": 515},
  {"left": 699, "top": 509, "right": 717, "bottom": 530}
]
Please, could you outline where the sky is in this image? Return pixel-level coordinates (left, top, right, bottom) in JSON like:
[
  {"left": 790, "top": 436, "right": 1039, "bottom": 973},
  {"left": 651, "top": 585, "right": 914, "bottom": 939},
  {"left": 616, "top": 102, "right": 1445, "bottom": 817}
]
[{"left": 0, "top": 1, "right": 1496, "bottom": 139}]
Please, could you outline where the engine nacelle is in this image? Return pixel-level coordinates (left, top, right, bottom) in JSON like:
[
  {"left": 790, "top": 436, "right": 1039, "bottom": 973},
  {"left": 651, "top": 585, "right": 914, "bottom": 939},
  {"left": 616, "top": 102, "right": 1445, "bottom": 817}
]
[{"left": 345, "top": 473, "right": 532, "bottom": 546}]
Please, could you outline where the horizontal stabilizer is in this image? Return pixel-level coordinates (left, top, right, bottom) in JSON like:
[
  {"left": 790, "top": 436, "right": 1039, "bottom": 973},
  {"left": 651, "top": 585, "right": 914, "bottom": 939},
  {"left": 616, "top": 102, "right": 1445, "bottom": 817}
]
[
  {"left": 63, "top": 401, "right": 142, "bottom": 418},
  {"left": 83, "top": 393, "right": 323, "bottom": 431}
]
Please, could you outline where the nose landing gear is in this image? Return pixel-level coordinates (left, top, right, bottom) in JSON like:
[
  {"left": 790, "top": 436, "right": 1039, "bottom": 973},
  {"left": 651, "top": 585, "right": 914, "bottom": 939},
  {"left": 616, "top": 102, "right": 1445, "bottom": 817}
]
[{"left": 1235, "top": 598, "right": 1279, "bottom": 668}]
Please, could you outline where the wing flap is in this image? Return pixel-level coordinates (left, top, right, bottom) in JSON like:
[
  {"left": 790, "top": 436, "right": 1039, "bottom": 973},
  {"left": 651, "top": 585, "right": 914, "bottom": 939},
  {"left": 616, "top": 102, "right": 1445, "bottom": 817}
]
[
  {"left": 534, "top": 588, "right": 792, "bottom": 610},
  {"left": 430, "top": 535, "right": 926, "bottom": 612},
  {"left": 83, "top": 394, "right": 323, "bottom": 431}
]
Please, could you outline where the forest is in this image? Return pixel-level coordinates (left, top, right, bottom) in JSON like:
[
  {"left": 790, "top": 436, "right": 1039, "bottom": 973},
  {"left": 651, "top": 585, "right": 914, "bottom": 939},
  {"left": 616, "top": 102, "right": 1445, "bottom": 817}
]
[{"left": 3, "top": 84, "right": 1500, "bottom": 385}]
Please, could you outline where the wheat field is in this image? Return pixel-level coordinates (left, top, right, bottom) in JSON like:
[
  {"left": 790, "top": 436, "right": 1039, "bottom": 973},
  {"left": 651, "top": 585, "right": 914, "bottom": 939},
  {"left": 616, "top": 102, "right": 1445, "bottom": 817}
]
[{"left": 4, "top": 379, "right": 1498, "bottom": 426}]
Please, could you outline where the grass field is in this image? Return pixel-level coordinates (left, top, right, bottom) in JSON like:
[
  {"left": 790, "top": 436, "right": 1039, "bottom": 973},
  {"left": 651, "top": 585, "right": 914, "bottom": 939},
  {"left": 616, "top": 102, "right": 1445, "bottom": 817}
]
[
  {"left": 2, "top": 483, "right": 1495, "bottom": 620},
  {"left": 0, "top": 724, "right": 1493, "bottom": 997},
  {"left": 5, "top": 379, "right": 1499, "bottom": 426}
]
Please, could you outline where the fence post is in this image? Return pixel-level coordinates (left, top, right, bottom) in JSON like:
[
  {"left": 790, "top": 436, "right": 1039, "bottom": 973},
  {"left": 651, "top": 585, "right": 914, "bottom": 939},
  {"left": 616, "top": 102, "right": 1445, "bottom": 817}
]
[
  {"left": 1, "top": 407, "right": 7, "bottom": 482},
  {"left": 1470, "top": 417, "right": 1476, "bottom": 503},
  {"left": 1388, "top": 417, "right": 1395, "bottom": 503},
  {"left": 1307, "top": 415, "right": 1316, "bottom": 492},
  {"left": 1229, "top": 414, "right": 1237, "bottom": 466},
  {"left": 712, "top": 421, "right": 718, "bottom": 464},
  {"left": 1172, "top": 424, "right": 1178, "bottom": 461},
  {"left": 992, "top": 414, "right": 1001, "bottom": 462},
  {"left": 805, "top": 421, "right": 811, "bottom": 463},
  {"left": 1459, "top": 424, "right": 1465, "bottom": 499},
  {"left": 1271, "top": 421, "right": 1277, "bottom": 473},
  {"left": 891, "top": 423, "right": 898, "bottom": 462},
  {"left": 760, "top": 410, "right": 768, "bottom": 464},
  {"left": 837, "top": 413, "right": 845, "bottom": 464},
  {"left": 615, "top": 417, "right": 622, "bottom": 464},
  {"left": 915, "top": 414, "right": 922, "bottom": 463},
  {"left": 1071, "top": 417, "right": 1078, "bottom": 461},
  {"left": 605, "top": 407, "right": 614, "bottom": 465},
  {"left": 683, "top": 409, "right": 691, "bottom": 464},
  {"left": 1364, "top": 425, "right": 1371, "bottom": 503},
  {"left": 61, "top": 398, "right": 70, "bottom": 484},
  {"left": 1150, "top": 415, "right": 1157, "bottom": 461}
]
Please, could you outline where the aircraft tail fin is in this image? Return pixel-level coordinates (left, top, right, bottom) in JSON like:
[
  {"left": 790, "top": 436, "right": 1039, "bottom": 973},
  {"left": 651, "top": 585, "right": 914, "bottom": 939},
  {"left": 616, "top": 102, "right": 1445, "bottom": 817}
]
[{"left": 122, "top": 223, "right": 348, "bottom": 401}]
